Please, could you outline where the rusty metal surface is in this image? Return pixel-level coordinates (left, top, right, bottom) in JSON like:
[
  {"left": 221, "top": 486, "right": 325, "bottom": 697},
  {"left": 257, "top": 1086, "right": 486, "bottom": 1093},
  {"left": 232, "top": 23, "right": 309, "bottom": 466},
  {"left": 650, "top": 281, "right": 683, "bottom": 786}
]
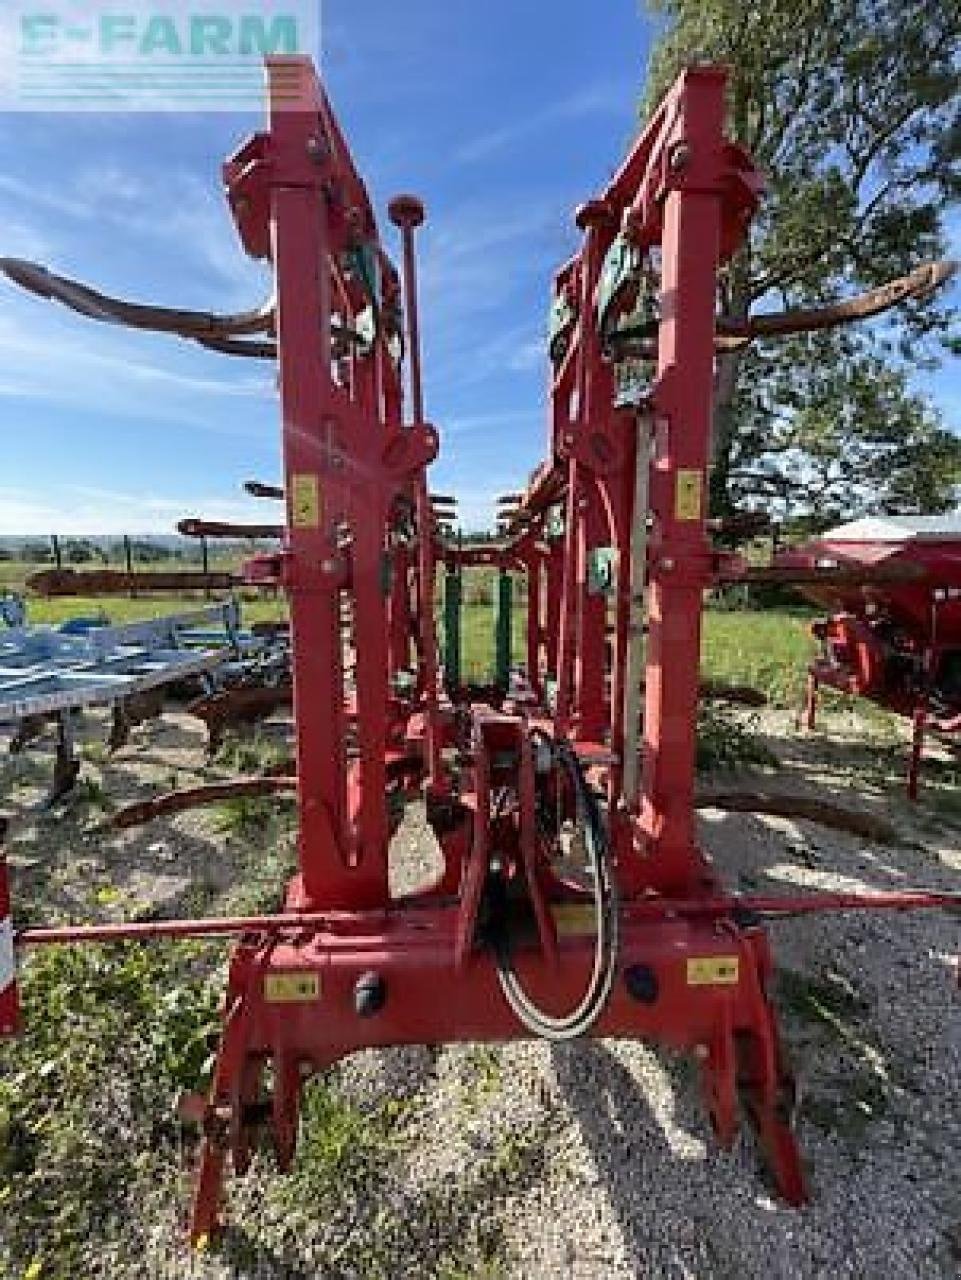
[
  {"left": 187, "top": 681, "right": 292, "bottom": 752},
  {"left": 109, "top": 775, "right": 296, "bottom": 830},
  {"left": 28, "top": 569, "right": 240, "bottom": 596},
  {"left": 177, "top": 518, "right": 284, "bottom": 540}
]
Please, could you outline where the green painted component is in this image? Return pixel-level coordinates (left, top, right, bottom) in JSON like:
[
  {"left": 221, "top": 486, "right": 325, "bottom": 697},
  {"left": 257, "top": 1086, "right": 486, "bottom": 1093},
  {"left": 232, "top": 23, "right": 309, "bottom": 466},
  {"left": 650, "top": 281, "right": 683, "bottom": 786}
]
[
  {"left": 444, "top": 567, "right": 462, "bottom": 691},
  {"left": 545, "top": 503, "right": 566, "bottom": 539},
  {"left": 548, "top": 289, "right": 577, "bottom": 363},
  {"left": 392, "top": 668, "right": 415, "bottom": 695},
  {"left": 495, "top": 569, "right": 512, "bottom": 689},
  {"left": 596, "top": 233, "right": 637, "bottom": 335},
  {"left": 543, "top": 675, "right": 558, "bottom": 713},
  {"left": 345, "top": 241, "right": 380, "bottom": 309},
  {"left": 588, "top": 546, "right": 616, "bottom": 596},
  {"left": 595, "top": 234, "right": 660, "bottom": 357},
  {"left": 381, "top": 551, "right": 393, "bottom": 597}
]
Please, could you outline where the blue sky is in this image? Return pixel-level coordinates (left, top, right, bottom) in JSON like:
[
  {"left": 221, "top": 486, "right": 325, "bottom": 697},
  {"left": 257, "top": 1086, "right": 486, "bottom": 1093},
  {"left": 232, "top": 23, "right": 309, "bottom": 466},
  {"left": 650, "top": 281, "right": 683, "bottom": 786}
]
[{"left": 0, "top": 1, "right": 957, "bottom": 535}]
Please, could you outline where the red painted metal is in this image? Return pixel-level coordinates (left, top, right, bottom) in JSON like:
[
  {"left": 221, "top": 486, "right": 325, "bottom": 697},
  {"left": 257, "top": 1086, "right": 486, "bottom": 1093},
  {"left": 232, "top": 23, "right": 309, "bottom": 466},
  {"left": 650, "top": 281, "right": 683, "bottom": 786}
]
[
  {"left": 3, "top": 56, "right": 957, "bottom": 1249},
  {"left": 11, "top": 888, "right": 958, "bottom": 949},
  {"left": 779, "top": 523, "right": 961, "bottom": 794},
  {"left": 179, "top": 60, "right": 810, "bottom": 1240},
  {"left": 0, "top": 849, "right": 17, "bottom": 1036}
]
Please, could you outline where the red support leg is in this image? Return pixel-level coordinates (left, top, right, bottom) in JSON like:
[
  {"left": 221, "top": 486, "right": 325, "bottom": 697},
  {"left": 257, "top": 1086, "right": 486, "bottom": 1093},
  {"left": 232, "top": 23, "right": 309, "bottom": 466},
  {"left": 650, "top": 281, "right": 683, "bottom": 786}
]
[
  {"left": 271, "top": 1051, "right": 303, "bottom": 1173},
  {"left": 637, "top": 70, "right": 730, "bottom": 895},
  {"left": 188, "top": 990, "right": 254, "bottom": 1245},
  {"left": 735, "top": 933, "right": 807, "bottom": 1205},
  {"left": 700, "top": 995, "right": 737, "bottom": 1147}
]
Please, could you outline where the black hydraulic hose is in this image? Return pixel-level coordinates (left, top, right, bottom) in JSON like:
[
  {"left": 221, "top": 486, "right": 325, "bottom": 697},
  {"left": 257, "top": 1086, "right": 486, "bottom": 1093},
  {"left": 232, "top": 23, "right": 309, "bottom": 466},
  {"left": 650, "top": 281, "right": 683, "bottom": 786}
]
[{"left": 494, "top": 737, "right": 619, "bottom": 1041}]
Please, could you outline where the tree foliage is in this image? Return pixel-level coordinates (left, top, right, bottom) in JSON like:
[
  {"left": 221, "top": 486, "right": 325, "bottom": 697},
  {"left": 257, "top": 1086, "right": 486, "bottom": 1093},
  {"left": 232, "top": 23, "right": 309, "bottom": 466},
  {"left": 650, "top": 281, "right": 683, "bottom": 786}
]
[{"left": 644, "top": 0, "right": 961, "bottom": 524}]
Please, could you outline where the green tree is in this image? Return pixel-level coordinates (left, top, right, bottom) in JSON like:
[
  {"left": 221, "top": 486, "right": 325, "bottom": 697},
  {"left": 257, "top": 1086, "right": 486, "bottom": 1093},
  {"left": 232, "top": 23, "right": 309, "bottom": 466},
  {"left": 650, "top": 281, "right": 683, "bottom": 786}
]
[
  {"left": 644, "top": 0, "right": 960, "bottom": 524},
  {"left": 19, "top": 540, "right": 52, "bottom": 564},
  {"left": 61, "top": 538, "right": 97, "bottom": 563}
]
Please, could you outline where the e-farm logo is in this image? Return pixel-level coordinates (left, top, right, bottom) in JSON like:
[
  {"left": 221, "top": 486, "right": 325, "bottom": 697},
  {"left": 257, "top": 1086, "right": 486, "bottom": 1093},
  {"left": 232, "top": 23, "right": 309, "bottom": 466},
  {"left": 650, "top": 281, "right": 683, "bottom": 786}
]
[{"left": 3, "top": 2, "right": 319, "bottom": 110}]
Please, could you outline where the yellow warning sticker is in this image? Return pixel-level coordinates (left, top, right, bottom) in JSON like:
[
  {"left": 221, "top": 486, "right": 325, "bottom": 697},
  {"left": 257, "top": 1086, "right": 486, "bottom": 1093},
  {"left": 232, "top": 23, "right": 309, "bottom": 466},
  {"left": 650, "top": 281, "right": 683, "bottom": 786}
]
[
  {"left": 674, "top": 469, "right": 703, "bottom": 522},
  {"left": 686, "top": 956, "right": 739, "bottom": 986},
  {"left": 550, "top": 903, "right": 597, "bottom": 937},
  {"left": 264, "top": 972, "right": 321, "bottom": 1003},
  {"left": 290, "top": 473, "right": 320, "bottom": 529}
]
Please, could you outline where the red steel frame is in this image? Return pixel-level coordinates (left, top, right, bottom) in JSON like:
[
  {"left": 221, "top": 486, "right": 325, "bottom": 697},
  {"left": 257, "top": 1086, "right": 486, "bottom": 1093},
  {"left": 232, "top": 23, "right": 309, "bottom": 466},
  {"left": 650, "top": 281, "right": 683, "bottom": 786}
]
[
  {"left": 182, "top": 58, "right": 811, "bottom": 1240},
  {"left": 2, "top": 56, "right": 957, "bottom": 1245},
  {"left": 780, "top": 533, "right": 961, "bottom": 798}
]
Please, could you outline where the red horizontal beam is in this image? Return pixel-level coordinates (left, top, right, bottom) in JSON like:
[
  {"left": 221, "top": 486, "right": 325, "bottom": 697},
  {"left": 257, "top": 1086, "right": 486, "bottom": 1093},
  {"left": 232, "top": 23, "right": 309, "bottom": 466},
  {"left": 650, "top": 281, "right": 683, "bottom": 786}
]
[
  {"left": 28, "top": 568, "right": 241, "bottom": 596},
  {"left": 177, "top": 518, "right": 283, "bottom": 540},
  {"left": 14, "top": 888, "right": 959, "bottom": 948}
]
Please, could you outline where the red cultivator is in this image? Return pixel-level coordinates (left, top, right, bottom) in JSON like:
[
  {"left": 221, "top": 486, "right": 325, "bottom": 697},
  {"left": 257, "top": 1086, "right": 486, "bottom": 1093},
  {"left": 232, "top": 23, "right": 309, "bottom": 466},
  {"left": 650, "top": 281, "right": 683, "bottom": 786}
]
[
  {"left": 1, "top": 57, "right": 958, "bottom": 1247},
  {"left": 779, "top": 517, "right": 961, "bottom": 796}
]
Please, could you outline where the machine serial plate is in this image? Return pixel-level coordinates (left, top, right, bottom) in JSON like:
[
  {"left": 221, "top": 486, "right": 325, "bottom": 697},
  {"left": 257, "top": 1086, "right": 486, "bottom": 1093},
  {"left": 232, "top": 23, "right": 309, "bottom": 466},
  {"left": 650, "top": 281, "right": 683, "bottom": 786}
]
[
  {"left": 550, "top": 902, "right": 597, "bottom": 936},
  {"left": 290, "top": 473, "right": 321, "bottom": 529},
  {"left": 264, "top": 972, "right": 321, "bottom": 1002},
  {"left": 686, "top": 956, "right": 739, "bottom": 985},
  {"left": 674, "top": 469, "right": 703, "bottom": 521}
]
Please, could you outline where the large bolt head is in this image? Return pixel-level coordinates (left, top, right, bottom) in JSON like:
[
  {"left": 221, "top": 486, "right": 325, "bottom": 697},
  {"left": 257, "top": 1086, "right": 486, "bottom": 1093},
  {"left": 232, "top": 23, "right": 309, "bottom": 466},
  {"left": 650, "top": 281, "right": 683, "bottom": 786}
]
[
  {"left": 388, "top": 194, "right": 426, "bottom": 229},
  {"left": 575, "top": 198, "right": 613, "bottom": 231}
]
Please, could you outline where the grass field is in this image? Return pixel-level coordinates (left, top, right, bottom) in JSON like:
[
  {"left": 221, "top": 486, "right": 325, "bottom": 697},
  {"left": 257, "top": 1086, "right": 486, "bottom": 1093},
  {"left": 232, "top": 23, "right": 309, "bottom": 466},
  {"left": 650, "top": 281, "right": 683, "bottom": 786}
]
[
  {"left": 8, "top": 589, "right": 816, "bottom": 711},
  {"left": 20, "top": 591, "right": 287, "bottom": 627},
  {"left": 456, "top": 589, "right": 816, "bottom": 706},
  {"left": 1, "top": 555, "right": 286, "bottom": 627},
  {"left": 4, "top": 552, "right": 818, "bottom": 705},
  {"left": 4, "top": 569, "right": 957, "bottom": 1278},
  {"left": 701, "top": 606, "right": 815, "bottom": 706}
]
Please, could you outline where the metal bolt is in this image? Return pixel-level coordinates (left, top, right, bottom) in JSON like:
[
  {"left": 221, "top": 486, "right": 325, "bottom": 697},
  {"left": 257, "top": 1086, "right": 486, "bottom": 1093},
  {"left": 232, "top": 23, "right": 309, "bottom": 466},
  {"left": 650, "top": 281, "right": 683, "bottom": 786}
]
[
  {"left": 668, "top": 141, "right": 692, "bottom": 172},
  {"left": 306, "top": 135, "right": 329, "bottom": 163},
  {"left": 575, "top": 197, "right": 614, "bottom": 232}
]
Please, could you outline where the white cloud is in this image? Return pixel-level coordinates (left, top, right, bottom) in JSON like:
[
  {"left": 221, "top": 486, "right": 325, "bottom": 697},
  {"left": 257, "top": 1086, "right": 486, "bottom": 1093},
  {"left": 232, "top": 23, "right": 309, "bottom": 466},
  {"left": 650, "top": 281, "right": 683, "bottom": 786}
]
[
  {"left": 443, "top": 408, "right": 544, "bottom": 438},
  {"left": 0, "top": 308, "right": 273, "bottom": 434},
  {"left": 0, "top": 484, "right": 270, "bottom": 536},
  {"left": 0, "top": 167, "right": 266, "bottom": 302},
  {"left": 454, "top": 84, "right": 631, "bottom": 165}
]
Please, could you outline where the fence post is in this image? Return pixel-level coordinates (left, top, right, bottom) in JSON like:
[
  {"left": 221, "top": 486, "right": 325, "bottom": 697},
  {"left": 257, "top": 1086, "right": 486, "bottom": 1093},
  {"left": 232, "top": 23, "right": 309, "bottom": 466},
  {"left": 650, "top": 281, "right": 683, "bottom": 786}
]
[
  {"left": 495, "top": 568, "right": 512, "bottom": 690},
  {"left": 123, "top": 534, "right": 136, "bottom": 597}
]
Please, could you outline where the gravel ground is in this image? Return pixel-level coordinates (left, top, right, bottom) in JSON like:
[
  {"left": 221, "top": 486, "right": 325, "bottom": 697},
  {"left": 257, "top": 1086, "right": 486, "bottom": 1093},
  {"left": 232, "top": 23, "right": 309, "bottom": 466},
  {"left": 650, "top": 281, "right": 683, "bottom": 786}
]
[{"left": 1, "top": 705, "right": 958, "bottom": 1278}]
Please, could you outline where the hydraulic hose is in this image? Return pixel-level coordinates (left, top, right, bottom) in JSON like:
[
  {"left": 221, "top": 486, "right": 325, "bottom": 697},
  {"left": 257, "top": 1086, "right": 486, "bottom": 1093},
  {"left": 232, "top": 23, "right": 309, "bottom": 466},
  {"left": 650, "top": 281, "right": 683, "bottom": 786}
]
[{"left": 494, "top": 737, "right": 619, "bottom": 1041}]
